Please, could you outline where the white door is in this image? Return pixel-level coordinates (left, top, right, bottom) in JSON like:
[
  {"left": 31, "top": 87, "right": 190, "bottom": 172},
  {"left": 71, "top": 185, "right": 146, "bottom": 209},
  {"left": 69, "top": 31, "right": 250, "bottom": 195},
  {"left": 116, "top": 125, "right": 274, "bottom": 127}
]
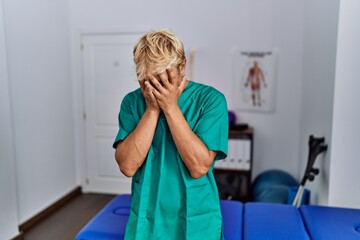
[{"left": 82, "top": 32, "right": 143, "bottom": 194}]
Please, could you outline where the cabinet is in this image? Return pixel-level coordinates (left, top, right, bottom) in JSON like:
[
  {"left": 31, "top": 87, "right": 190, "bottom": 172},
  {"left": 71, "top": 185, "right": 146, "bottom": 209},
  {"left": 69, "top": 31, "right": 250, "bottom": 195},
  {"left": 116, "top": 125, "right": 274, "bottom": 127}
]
[{"left": 214, "top": 128, "right": 253, "bottom": 202}]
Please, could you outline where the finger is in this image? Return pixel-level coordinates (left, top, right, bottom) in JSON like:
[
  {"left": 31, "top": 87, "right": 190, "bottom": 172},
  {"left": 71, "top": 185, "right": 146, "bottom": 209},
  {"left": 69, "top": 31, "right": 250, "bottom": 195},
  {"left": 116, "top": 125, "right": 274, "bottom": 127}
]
[
  {"left": 166, "top": 67, "right": 178, "bottom": 85},
  {"left": 145, "top": 80, "right": 161, "bottom": 98},
  {"left": 144, "top": 80, "right": 153, "bottom": 92},
  {"left": 148, "top": 74, "right": 165, "bottom": 93},
  {"left": 158, "top": 71, "right": 171, "bottom": 89},
  {"left": 139, "top": 80, "right": 146, "bottom": 94},
  {"left": 152, "top": 89, "right": 162, "bottom": 100},
  {"left": 146, "top": 81, "right": 163, "bottom": 99},
  {"left": 144, "top": 83, "right": 159, "bottom": 105},
  {"left": 153, "top": 74, "right": 161, "bottom": 83},
  {"left": 142, "top": 81, "right": 152, "bottom": 98},
  {"left": 147, "top": 86, "right": 156, "bottom": 100}
]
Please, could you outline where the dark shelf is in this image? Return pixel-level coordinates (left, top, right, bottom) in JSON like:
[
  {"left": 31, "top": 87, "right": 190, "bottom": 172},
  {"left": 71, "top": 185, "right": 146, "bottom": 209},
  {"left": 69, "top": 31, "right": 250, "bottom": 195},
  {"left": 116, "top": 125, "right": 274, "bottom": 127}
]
[{"left": 214, "top": 126, "right": 253, "bottom": 202}]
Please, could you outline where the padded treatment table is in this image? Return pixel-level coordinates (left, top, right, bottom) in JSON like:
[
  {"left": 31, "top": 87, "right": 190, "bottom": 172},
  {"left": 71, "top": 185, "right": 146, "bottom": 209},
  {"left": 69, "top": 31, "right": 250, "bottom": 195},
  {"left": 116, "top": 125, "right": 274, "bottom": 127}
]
[
  {"left": 76, "top": 194, "right": 360, "bottom": 240},
  {"left": 76, "top": 194, "right": 131, "bottom": 240},
  {"left": 244, "top": 203, "right": 310, "bottom": 240},
  {"left": 220, "top": 200, "right": 243, "bottom": 240},
  {"left": 301, "top": 205, "right": 360, "bottom": 240},
  {"left": 76, "top": 194, "right": 243, "bottom": 240}
]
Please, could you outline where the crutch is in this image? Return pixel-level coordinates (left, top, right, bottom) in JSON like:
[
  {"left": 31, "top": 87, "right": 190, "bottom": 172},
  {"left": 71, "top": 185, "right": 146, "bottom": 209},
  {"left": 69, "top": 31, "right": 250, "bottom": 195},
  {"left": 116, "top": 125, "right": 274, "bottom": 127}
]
[{"left": 293, "top": 135, "right": 328, "bottom": 208}]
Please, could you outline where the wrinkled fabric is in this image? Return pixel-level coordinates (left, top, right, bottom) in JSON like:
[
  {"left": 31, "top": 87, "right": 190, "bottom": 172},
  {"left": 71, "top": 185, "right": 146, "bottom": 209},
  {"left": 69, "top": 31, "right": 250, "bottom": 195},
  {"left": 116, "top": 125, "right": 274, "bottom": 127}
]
[{"left": 113, "top": 81, "right": 228, "bottom": 240}]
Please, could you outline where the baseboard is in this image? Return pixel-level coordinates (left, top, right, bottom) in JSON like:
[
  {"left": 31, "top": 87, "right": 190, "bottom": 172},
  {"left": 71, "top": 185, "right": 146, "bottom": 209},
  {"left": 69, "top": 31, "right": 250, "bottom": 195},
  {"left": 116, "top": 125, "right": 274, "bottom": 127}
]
[
  {"left": 11, "top": 232, "right": 24, "bottom": 240},
  {"left": 19, "top": 186, "right": 82, "bottom": 232},
  {"left": 10, "top": 231, "right": 24, "bottom": 240}
]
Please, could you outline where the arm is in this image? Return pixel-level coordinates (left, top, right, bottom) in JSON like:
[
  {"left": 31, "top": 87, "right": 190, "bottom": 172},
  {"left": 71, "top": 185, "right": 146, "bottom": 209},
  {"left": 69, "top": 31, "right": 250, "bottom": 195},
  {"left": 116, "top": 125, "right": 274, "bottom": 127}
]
[
  {"left": 115, "top": 81, "right": 160, "bottom": 177},
  {"left": 164, "top": 106, "right": 216, "bottom": 178},
  {"left": 147, "top": 68, "right": 216, "bottom": 178},
  {"left": 115, "top": 109, "right": 159, "bottom": 177}
]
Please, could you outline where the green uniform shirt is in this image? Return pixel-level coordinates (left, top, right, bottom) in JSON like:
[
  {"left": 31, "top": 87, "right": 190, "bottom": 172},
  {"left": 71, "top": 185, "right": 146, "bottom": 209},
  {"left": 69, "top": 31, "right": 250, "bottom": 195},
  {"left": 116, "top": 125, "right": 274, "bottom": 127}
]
[{"left": 113, "top": 81, "right": 228, "bottom": 240}]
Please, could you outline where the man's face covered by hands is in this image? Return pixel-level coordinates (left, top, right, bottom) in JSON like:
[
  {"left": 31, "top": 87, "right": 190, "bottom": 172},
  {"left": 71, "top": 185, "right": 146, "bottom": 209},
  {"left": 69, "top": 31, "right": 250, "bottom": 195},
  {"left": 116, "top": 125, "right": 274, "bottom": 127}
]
[
  {"left": 138, "top": 62, "right": 187, "bottom": 113},
  {"left": 140, "top": 60, "right": 185, "bottom": 86}
]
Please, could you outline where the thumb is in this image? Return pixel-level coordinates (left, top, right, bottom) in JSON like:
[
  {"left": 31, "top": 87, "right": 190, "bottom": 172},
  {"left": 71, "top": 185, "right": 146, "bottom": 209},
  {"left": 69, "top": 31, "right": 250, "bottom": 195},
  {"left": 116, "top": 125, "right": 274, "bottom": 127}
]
[{"left": 178, "top": 79, "right": 187, "bottom": 94}]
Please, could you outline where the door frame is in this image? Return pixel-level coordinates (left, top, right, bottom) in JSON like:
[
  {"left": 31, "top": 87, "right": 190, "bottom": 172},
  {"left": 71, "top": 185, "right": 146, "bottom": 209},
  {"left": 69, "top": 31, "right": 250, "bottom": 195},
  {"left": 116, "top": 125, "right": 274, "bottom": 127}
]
[{"left": 75, "top": 28, "right": 146, "bottom": 192}]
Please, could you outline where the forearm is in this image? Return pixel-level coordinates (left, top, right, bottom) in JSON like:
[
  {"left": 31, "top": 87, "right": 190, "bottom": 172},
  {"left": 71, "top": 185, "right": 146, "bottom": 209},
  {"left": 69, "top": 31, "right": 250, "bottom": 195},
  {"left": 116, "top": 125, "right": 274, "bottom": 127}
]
[
  {"left": 164, "top": 106, "right": 215, "bottom": 178},
  {"left": 115, "top": 109, "right": 160, "bottom": 177}
]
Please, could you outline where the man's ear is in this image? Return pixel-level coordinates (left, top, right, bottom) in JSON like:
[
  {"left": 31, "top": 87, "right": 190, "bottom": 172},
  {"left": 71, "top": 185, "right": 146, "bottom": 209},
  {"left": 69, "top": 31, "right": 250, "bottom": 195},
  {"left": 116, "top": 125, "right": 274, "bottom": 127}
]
[{"left": 179, "top": 59, "right": 186, "bottom": 76}]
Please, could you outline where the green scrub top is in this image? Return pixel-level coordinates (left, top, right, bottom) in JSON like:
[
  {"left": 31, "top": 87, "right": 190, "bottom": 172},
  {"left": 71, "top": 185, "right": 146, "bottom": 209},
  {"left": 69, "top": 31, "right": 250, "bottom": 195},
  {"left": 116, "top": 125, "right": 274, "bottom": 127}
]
[{"left": 113, "top": 81, "right": 228, "bottom": 240}]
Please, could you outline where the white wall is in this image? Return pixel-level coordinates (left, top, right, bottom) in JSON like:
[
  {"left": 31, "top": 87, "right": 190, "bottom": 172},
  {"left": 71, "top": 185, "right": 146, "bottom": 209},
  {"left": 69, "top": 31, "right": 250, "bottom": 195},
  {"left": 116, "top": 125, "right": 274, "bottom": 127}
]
[
  {"left": 299, "top": 0, "right": 340, "bottom": 205},
  {"left": 328, "top": 0, "right": 360, "bottom": 209},
  {"left": 0, "top": 0, "right": 20, "bottom": 238},
  {"left": 68, "top": 0, "right": 305, "bottom": 180},
  {"left": 2, "top": 0, "right": 77, "bottom": 223}
]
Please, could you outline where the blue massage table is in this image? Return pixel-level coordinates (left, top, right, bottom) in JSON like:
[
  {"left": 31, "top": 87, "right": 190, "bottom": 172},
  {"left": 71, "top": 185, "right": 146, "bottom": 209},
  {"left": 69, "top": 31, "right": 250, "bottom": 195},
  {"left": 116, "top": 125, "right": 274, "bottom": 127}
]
[{"left": 76, "top": 194, "right": 360, "bottom": 240}]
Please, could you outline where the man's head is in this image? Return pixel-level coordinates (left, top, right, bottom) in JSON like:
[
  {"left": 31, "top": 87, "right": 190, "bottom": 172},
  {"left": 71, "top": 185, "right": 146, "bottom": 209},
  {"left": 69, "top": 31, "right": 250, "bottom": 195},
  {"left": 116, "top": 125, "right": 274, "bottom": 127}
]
[{"left": 133, "top": 29, "right": 186, "bottom": 82}]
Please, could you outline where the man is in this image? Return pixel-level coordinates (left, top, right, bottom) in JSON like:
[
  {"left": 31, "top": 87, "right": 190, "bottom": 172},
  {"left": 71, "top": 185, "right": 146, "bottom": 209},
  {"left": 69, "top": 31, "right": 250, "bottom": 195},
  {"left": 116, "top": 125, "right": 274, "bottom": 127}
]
[{"left": 113, "top": 29, "right": 228, "bottom": 240}]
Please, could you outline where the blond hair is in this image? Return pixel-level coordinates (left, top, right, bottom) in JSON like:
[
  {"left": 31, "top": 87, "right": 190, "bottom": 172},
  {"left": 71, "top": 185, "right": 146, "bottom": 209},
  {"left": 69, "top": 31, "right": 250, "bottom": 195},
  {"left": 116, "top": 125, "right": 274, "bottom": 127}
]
[{"left": 133, "top": 29, "right": 185, "bottom": 81}]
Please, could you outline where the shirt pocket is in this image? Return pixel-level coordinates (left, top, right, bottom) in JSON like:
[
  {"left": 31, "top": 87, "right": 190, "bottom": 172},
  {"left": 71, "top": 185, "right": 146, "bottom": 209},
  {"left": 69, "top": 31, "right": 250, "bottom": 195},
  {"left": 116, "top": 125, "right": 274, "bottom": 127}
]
[
  {"left": 186, "top": 185, "right": 222, "bottom": 239},
  {"left": 185, "top": 178, "right": 222, "bottom": 239},
  {"left": 186, "top": 183, "right": 211, "bottom": 217},
  {"left": 185, "top": 177, "right": 217, "bottom": 217}
]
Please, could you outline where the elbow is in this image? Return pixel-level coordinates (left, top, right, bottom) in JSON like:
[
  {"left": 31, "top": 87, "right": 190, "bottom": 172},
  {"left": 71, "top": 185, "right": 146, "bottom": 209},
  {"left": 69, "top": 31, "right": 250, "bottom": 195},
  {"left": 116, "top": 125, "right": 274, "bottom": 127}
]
[
  {"left": 119, "top": 167, "right": 135, "bottom": 178},
  {"left": 190, "top": 165, "right": 210, "bottom": 179},
  {"left": 115, "top": 151, "right": 136, "bottom": 178},
  {"left": 190, "top": 172, "right": 206, "bottom": 179},
  {"left": 188, "top": 155, "right": 214, "bottom": 179},
  {"left": 117, "top": 159, "right": 136, "bottom": 178}
]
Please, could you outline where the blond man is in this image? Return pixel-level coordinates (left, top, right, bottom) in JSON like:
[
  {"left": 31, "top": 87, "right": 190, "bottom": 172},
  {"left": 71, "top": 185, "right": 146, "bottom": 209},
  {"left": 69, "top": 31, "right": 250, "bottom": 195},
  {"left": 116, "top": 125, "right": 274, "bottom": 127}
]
[{"left": 113, "top": 29, "right": 228, "bottom": 240}]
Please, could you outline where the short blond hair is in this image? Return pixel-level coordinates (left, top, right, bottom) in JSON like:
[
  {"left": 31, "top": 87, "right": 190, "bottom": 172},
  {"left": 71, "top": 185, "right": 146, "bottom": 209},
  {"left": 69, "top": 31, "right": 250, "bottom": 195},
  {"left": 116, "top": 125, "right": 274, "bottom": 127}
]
[{"left": 133, "top": 29, "right": 185, "bottom": 81}]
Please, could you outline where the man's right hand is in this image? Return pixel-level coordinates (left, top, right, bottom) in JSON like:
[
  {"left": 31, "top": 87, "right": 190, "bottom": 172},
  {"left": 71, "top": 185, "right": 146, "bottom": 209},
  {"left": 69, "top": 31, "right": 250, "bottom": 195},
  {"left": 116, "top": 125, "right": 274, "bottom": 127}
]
[{"left": 139, "top": 80, "right": 160, "bottom": 113}]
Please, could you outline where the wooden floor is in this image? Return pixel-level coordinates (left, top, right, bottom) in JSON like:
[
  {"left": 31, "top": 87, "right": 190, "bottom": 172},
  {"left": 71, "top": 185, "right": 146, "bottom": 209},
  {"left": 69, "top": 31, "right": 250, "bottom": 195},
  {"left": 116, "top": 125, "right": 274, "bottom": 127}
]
[{"left": 23, "top": 193, "right": 116, "bottom": 240}]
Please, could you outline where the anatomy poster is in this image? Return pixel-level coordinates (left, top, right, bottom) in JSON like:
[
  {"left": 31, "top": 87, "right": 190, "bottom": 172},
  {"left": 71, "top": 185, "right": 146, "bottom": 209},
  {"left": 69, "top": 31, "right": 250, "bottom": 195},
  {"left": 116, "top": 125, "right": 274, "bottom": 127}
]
[{"left": 233, "top": 50, "right": 278, "bottom": 112}]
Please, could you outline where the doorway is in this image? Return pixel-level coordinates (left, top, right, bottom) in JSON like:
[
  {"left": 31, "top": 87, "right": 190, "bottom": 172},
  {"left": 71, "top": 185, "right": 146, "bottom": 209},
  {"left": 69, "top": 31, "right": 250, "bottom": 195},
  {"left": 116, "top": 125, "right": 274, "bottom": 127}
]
[{"left": 81, "top": 31, "right": 143, "bottom": 194}]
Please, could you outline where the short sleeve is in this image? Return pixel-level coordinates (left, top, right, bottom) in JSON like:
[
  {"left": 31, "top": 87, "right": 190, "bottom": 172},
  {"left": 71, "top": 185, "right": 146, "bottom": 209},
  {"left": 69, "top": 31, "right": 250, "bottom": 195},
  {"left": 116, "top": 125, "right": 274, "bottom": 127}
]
[
  {"left": 193, "top": 91, "right": 228, "bottom": 160},
  {"left": 112, "top": 93, "right": 137, "bottom": 148}
]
